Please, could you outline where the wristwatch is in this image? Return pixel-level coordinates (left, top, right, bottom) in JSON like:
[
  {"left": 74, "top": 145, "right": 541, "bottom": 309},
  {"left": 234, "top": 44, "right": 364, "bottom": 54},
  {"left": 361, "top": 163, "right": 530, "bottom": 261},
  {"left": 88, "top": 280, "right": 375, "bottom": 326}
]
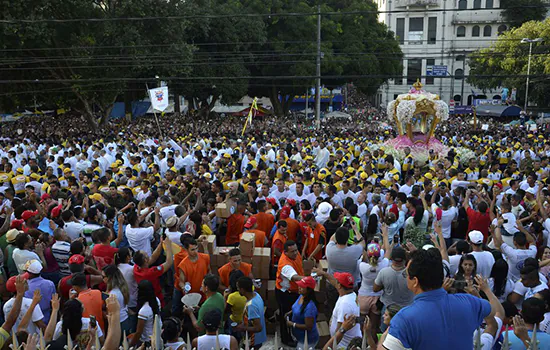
[{"left": 338, "top": 327, "right": 347, "bottom": 334}]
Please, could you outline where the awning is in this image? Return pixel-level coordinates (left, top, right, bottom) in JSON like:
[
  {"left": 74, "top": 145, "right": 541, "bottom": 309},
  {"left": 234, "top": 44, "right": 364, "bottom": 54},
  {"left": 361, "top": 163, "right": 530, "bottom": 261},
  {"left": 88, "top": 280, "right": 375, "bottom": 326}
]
[{"left": 475, "top": 105, "right": 522, "bottom": 117}]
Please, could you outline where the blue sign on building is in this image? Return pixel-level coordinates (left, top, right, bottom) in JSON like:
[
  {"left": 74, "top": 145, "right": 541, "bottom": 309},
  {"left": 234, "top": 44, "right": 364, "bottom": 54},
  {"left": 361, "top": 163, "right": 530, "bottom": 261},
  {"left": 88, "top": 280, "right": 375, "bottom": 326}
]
[{"left": 426, "top": 65, "right": 448, "bottom": 77}]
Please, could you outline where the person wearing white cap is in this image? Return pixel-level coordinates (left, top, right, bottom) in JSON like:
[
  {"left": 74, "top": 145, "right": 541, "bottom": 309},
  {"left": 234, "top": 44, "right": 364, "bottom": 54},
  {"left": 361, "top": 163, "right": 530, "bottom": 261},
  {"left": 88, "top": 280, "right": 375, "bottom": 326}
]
[
  {"left": 25, "top": 259, "right": 56, "bottom": 323},
  {"left": 467, "top": 230, "right": 495, "bottom": 278},
  {"left": 165, "top": 216, "right": 184, "bottom": 246}
]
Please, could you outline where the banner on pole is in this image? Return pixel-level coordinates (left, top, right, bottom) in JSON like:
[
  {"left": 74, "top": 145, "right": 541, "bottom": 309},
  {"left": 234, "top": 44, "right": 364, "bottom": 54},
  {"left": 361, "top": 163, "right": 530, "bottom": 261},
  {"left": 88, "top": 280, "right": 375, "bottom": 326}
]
[{"left": 148, "top": 87, "right": 169, "bottom": 112}]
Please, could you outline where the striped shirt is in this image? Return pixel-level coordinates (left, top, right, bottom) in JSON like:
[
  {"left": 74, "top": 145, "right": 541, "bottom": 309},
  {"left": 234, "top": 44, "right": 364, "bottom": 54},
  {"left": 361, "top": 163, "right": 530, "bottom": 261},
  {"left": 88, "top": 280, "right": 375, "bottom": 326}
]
[{"left": 51, "top": 241, "right": 71, "bottom": 276}]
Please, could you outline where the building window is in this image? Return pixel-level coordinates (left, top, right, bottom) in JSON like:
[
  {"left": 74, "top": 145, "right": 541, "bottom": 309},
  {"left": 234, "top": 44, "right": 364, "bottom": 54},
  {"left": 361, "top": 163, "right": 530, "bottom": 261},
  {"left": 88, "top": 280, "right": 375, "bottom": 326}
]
[
  {"left": 483, "top": 25, "right": 492, "bottom": 37},
  {"left": 493, "top": 95, "right": 501, "bottom": 99},
  {"left": 486, "top": 0, "right": 493, "bottom": 8},
  {"left": 472, "top": 25, "right": 480, "bottom": 37},
  {"left": 396, "top": 18, "right": 405, "bottom": 44},
  {"left": 428, "top": 17, "right": 437, "bottom": 44},
  {"left": 498, "top": 25, "right": 507, "bottom": 35},
  {"left": 407, "top": 59, "right": 422, "bottom": 85},
  {"left": 456, "top": 55, "right": 465, "bottom": 61},
  {"left": 408, "top": 18, "right": 424, "bottom": 44},
  {"left": 457, "top": 26, "right": 466, "bottom": 37},
  {"left": 454, "top": 68, "right": 464, "bottom": 80},
  {"left": 473, "top": 0, "right": 481, "bottom": 9},
  {"left": 426, "top": 59, "right": 435, "bottom": 85},
  {"left": 458, "top": 0, "right": 467, "bottom": 9},
  {"left": 454, "top": 95, "right": 462, "bottom": 102}
]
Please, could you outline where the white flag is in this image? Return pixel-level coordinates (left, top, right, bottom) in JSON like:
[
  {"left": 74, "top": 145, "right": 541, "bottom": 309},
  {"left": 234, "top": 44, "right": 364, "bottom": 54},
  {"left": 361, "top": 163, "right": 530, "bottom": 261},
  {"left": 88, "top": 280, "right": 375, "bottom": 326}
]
[{"left": 148, "top": 86, "right": 169, "bottom": 112}]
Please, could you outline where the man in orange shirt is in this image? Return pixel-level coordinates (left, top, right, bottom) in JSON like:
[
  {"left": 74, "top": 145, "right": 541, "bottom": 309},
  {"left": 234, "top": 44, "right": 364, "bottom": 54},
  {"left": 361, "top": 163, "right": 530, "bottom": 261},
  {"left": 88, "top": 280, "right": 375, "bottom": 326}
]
[
  {"left": 241, "top": 217, "right": 268, "bottom": 247},
  {"left": 279, "top": 207, "right": 302, "bottom": 246},
  {"left": 275, "top": 240, "right": 306, "bottom": 346},
  {"left": 301, "top": 213, "right": 326, "bottom": 261},
  {"left": 172, "top": 233, "right": 193, "bottom": 318},
  {"left": 217, "top": 248, "right": 254, "bottom": 290},
  {"left": 71, "top": 272, "right": 106, "bottom": 331},
  {"left": 178, "top": 238, "right": 211, "bottom": 302},
  {"left": 252, "top": 200, "right": 274, "bottom": 238},
  {"left": 271, "top": 220, "right": 288, "bottom": 267},
  {"left": 226, "top": 201, "right": 247, "bottom": 246}
]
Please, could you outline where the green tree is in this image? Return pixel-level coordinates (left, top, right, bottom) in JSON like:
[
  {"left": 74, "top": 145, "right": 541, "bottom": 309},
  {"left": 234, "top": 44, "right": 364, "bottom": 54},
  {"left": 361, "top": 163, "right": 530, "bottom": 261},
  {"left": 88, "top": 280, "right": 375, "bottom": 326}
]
[
  {"left": 467, "top": 19, "right": 550, "bottom": 109},
  {"left": 246, "top": 0, "right": 403, "bottom": 117},
  {"left": 0, "top": 0, "right": 194, "bottom": 130},
  {"left": 501, "top": 0, "right": 548, "bottom": 28},
  {"left": 173, "top": 0, "right": 267, "bottom": 117}
]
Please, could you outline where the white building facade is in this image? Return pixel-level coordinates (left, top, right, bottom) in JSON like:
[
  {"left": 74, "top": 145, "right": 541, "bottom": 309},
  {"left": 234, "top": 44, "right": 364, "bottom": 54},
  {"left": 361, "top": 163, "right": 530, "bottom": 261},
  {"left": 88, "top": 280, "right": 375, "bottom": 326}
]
[{"left": 376, "top": 0, "right": 507, "bottom": 108}]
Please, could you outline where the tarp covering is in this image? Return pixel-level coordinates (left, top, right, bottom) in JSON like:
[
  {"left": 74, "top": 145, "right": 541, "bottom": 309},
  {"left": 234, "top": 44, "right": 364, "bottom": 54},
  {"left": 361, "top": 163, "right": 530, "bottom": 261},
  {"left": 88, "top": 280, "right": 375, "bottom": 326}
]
[{"left": 476, "top": 105, "right": 522, "bottom": 117}]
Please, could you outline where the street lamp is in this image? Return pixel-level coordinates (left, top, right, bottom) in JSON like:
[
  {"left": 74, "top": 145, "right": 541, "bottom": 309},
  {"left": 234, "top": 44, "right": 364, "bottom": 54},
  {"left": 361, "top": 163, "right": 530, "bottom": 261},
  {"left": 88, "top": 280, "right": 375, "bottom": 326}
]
[{"left": 520, "top": 37, "right": 543, "bottom": 112}]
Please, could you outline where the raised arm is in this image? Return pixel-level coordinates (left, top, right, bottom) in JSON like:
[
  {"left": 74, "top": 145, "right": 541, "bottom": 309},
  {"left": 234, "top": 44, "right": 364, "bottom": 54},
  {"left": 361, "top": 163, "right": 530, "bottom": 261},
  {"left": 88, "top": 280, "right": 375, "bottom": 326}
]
[
  {"left": 17, "top": 289, "right": 42, "bottom": 332},
  {"left": 44, "top": 294, "right": 60, "bottom": 342},
  {"left": 433, "top": 221, "right": 449, "bottom": 262}
]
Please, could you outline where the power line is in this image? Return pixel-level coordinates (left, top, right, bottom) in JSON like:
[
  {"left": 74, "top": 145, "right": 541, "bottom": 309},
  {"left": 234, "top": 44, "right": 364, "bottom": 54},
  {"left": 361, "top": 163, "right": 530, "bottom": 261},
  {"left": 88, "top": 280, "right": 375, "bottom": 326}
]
[{"left": 0, "top": 5, "right": 547, "bottom": 24}]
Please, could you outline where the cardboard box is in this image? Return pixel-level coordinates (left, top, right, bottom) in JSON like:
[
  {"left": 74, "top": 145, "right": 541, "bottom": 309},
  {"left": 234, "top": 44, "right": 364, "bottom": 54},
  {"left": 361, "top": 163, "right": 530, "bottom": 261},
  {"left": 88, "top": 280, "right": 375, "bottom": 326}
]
[
  {"left": 240, "top": 232, "right": 256, "bottom": 257},
  {"left": 267, "top": 280, "right": 277, "bottom": 309},
  {"left": 317, "top": 321, "right": 331, "bottom": 346},
  {"left": 198, "top": 234, "right": 217, "bottom": 255},
  {"left": 213, "top": 247, "right": 230, "bottom": 268},
  {"left": 251, "top": 248, "right": 271, "bottom": 279},
  {"left": 215, "top": 200, "right": 237, "bottom": 218},
  {"left": 303, "top": 259, "right": 315, "bottom": 276},
  {"left": 319, "top": 259, "right": 328, "bottom": 271}
]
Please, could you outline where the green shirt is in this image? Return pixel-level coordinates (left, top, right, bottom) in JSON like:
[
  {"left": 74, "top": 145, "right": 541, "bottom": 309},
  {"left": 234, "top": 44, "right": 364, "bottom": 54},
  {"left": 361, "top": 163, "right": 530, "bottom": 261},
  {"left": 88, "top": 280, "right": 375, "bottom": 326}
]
[{"left": 197, "top": 292, "right": 225, "bottom": 335}]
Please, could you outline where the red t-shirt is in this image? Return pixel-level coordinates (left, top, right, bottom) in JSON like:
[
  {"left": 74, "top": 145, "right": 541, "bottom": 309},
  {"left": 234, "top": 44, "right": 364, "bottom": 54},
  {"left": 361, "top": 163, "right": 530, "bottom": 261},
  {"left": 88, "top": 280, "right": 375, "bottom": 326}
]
[
  {"left": 59, "top": 274, "right": 92, "bottom": 300},
  {"left": 134, "top": 264, "right": 165, "bottom": 306},
  {"left": 91, "top": 244, "right": 119, "bottom": 270},
  {"left": 466, "top": 207, "right": 491, "bottom": 242}
]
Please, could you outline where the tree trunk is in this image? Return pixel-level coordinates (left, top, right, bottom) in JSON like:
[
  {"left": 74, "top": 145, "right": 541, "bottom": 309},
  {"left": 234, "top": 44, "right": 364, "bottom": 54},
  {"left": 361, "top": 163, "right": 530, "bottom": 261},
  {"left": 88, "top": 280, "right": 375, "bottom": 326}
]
[
  {"left": 269, "top": 85, "right": 284, "bottom": 117},
  {"left": 282, "top": 95, "right": 295, "bottom": 116}
]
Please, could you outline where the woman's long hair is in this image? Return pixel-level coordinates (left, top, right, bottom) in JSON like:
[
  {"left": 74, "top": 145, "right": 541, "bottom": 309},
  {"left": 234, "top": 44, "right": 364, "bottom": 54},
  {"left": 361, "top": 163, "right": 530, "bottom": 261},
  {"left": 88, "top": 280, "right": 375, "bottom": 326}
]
[
  {"left": 366, "top": 214, "right": 378, "bottom": 238},
  {"left": 300, "top": 286, "right": 318, "bottom": 315},
  {"left": 137, "top": 280, "right": 159, "bottom": 316},
  {"left": 413, "top": 205, "right": 424, "bottom": 226},
  {"left": 457, "top": 254, "right": 477, "bottom": 279},
  {"left": 62, "top": 299, "right": 83, "bottom": 341},
  {"left": 189, "top": 211, "right": 203, "bottom": 237},
  {"left": 490, "top": 259, "right": 509, "bottom": 298},
  {"left": 114, "top": 247, "right": 133, "bottom": 266},
  {"left": 103, "top": 264, "right": 130, "bottom": 305}
]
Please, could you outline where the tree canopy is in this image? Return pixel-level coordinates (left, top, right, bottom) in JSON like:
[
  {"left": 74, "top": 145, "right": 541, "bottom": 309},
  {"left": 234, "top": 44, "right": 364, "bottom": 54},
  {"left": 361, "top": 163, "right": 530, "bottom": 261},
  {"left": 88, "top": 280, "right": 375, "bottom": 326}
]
[
  {"left": 0, "top": 0, "right": 403, "bottom": 126},
  {"left": 500, "top": 0, "right": 548, "bottom": 28},
  {"left": 467, "top": 19, "right": 550, "bottom": 109}
]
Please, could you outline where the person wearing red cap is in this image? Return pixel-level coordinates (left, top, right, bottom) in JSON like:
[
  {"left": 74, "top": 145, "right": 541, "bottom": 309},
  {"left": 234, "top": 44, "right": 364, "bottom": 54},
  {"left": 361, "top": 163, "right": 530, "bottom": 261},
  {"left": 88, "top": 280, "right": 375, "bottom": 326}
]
[
  {"left": 286, "top": 276, "right": 319, "bottom": 349},
  {"left": 58, "top": 255, "right": 103, "bottom": 302},
  {"left": 275, "top": 240, "right": 306, "bottom": 346},
  {"left": 312, "top": 268, "right": 362, "bottom": 348},
  {"left": 251, "top": 200, "right": 275, "bottom": 240},
  {"left": 302, "top": 213, "right": 326, "bottom": 261},
  {"left": 240, "top": 216, "right": 267, "bottom": 248},
  {"left": 0, "top": 275, "right": 28, "bottom": 348}
]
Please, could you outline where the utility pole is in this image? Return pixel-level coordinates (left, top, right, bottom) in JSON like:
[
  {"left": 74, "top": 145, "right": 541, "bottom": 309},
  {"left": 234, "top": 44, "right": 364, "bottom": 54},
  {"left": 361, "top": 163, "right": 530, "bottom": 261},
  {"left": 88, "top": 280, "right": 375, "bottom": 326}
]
[
  {"left": 460, "top": 50, "right": 466, "bottom": 105},
  {"left": 315, "top": 4, "right": 321, "bottom": 130}
]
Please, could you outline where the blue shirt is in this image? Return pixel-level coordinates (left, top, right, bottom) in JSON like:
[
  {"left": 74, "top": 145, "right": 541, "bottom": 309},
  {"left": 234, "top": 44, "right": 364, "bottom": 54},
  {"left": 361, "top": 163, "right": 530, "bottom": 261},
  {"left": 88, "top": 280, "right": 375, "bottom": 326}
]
[
  {"left": 506, "top": 330, "right": 550, "bottom": 349},
  {"left": 291, "top": 296, "right": 319, "bottom": 344},
  {"left": 25, "top": 276, "right": 56, "bottom": 323},
  {"left": 246, "top": 292, "right": 267, "bottom": 346},
  {"left": 387, "top": 288, "right": 491, "bottom": 350}
]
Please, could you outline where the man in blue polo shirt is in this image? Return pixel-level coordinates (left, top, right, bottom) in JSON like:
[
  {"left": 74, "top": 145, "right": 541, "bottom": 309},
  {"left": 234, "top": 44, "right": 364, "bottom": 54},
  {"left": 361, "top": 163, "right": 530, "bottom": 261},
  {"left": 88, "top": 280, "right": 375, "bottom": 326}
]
[{"left": 381, "top": 249, "right": 493, "bottom": 350}]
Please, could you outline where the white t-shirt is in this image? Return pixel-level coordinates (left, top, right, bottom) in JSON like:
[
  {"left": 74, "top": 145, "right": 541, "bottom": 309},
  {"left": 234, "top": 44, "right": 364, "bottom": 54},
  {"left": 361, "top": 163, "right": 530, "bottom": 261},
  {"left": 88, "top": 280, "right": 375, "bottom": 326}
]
[
  {"left": 500, "top": 243, "right": 537, "bottom": 282},
  {"left": 329, "top": 292, "right": 362, "bottom": 348},
  {"left": 358, "top": 258, "right": 390, "bottom": 297},
  {"left": 53, "top": 317, "right": 104, "bottom": 340},
  {"left": 159, "top": 205, "right": 178, "bottom": 221},
  {"left": 125, "top": 226, "right": 154, "bottom": 256},
  {"left": 166, "top": 230, "right": 184, "bottom": 246},
  {"left": 279, "top": 265, "right": 298, "bottom": 292},
  {"left": 513, "top": 281, "right": 548, "bottom": 300},
  {"left": 469, "top": 251, "right": 495, "bottom": 278},
  {"left": 12, "top": 249, "right": 41, "bottom": 274},
  {"left": 431, "top": 205, "right": 457, "bottom": 239},
  {"left": 449, "top": 254, "right": 462, "bottom": 277},
  {"left": 64, "top": 221, "right": 84, "bottom": 241},
  {"left": 109, "top": 288, "right": 128, "bottom": 322},
  {"left": 3, "top": 297, "right": 44, "bottom": 334},
  {"left": 488, "top": 277, "right": 515, "bottom": 303},
  {"left": 138, "top": 299, "right": 162, "bottom": 342},
  {"left": 118, "top": 263, "right": 138, "bottom": 308}
]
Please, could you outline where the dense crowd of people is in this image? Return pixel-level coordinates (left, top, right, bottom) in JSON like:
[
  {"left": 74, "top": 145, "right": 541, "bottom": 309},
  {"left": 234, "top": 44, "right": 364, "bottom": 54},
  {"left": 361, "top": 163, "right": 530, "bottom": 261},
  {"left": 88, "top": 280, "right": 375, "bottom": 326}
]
[{"left": 0, "top": 106, "right": 548, "bottom": 350}]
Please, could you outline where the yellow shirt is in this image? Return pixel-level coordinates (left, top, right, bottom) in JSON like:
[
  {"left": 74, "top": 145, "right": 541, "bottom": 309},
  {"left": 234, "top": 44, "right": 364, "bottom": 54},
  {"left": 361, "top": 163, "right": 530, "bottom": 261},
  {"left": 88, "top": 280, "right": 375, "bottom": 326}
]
[{"left": 227, "top": 291, "right": 247, "bottom": 323}]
